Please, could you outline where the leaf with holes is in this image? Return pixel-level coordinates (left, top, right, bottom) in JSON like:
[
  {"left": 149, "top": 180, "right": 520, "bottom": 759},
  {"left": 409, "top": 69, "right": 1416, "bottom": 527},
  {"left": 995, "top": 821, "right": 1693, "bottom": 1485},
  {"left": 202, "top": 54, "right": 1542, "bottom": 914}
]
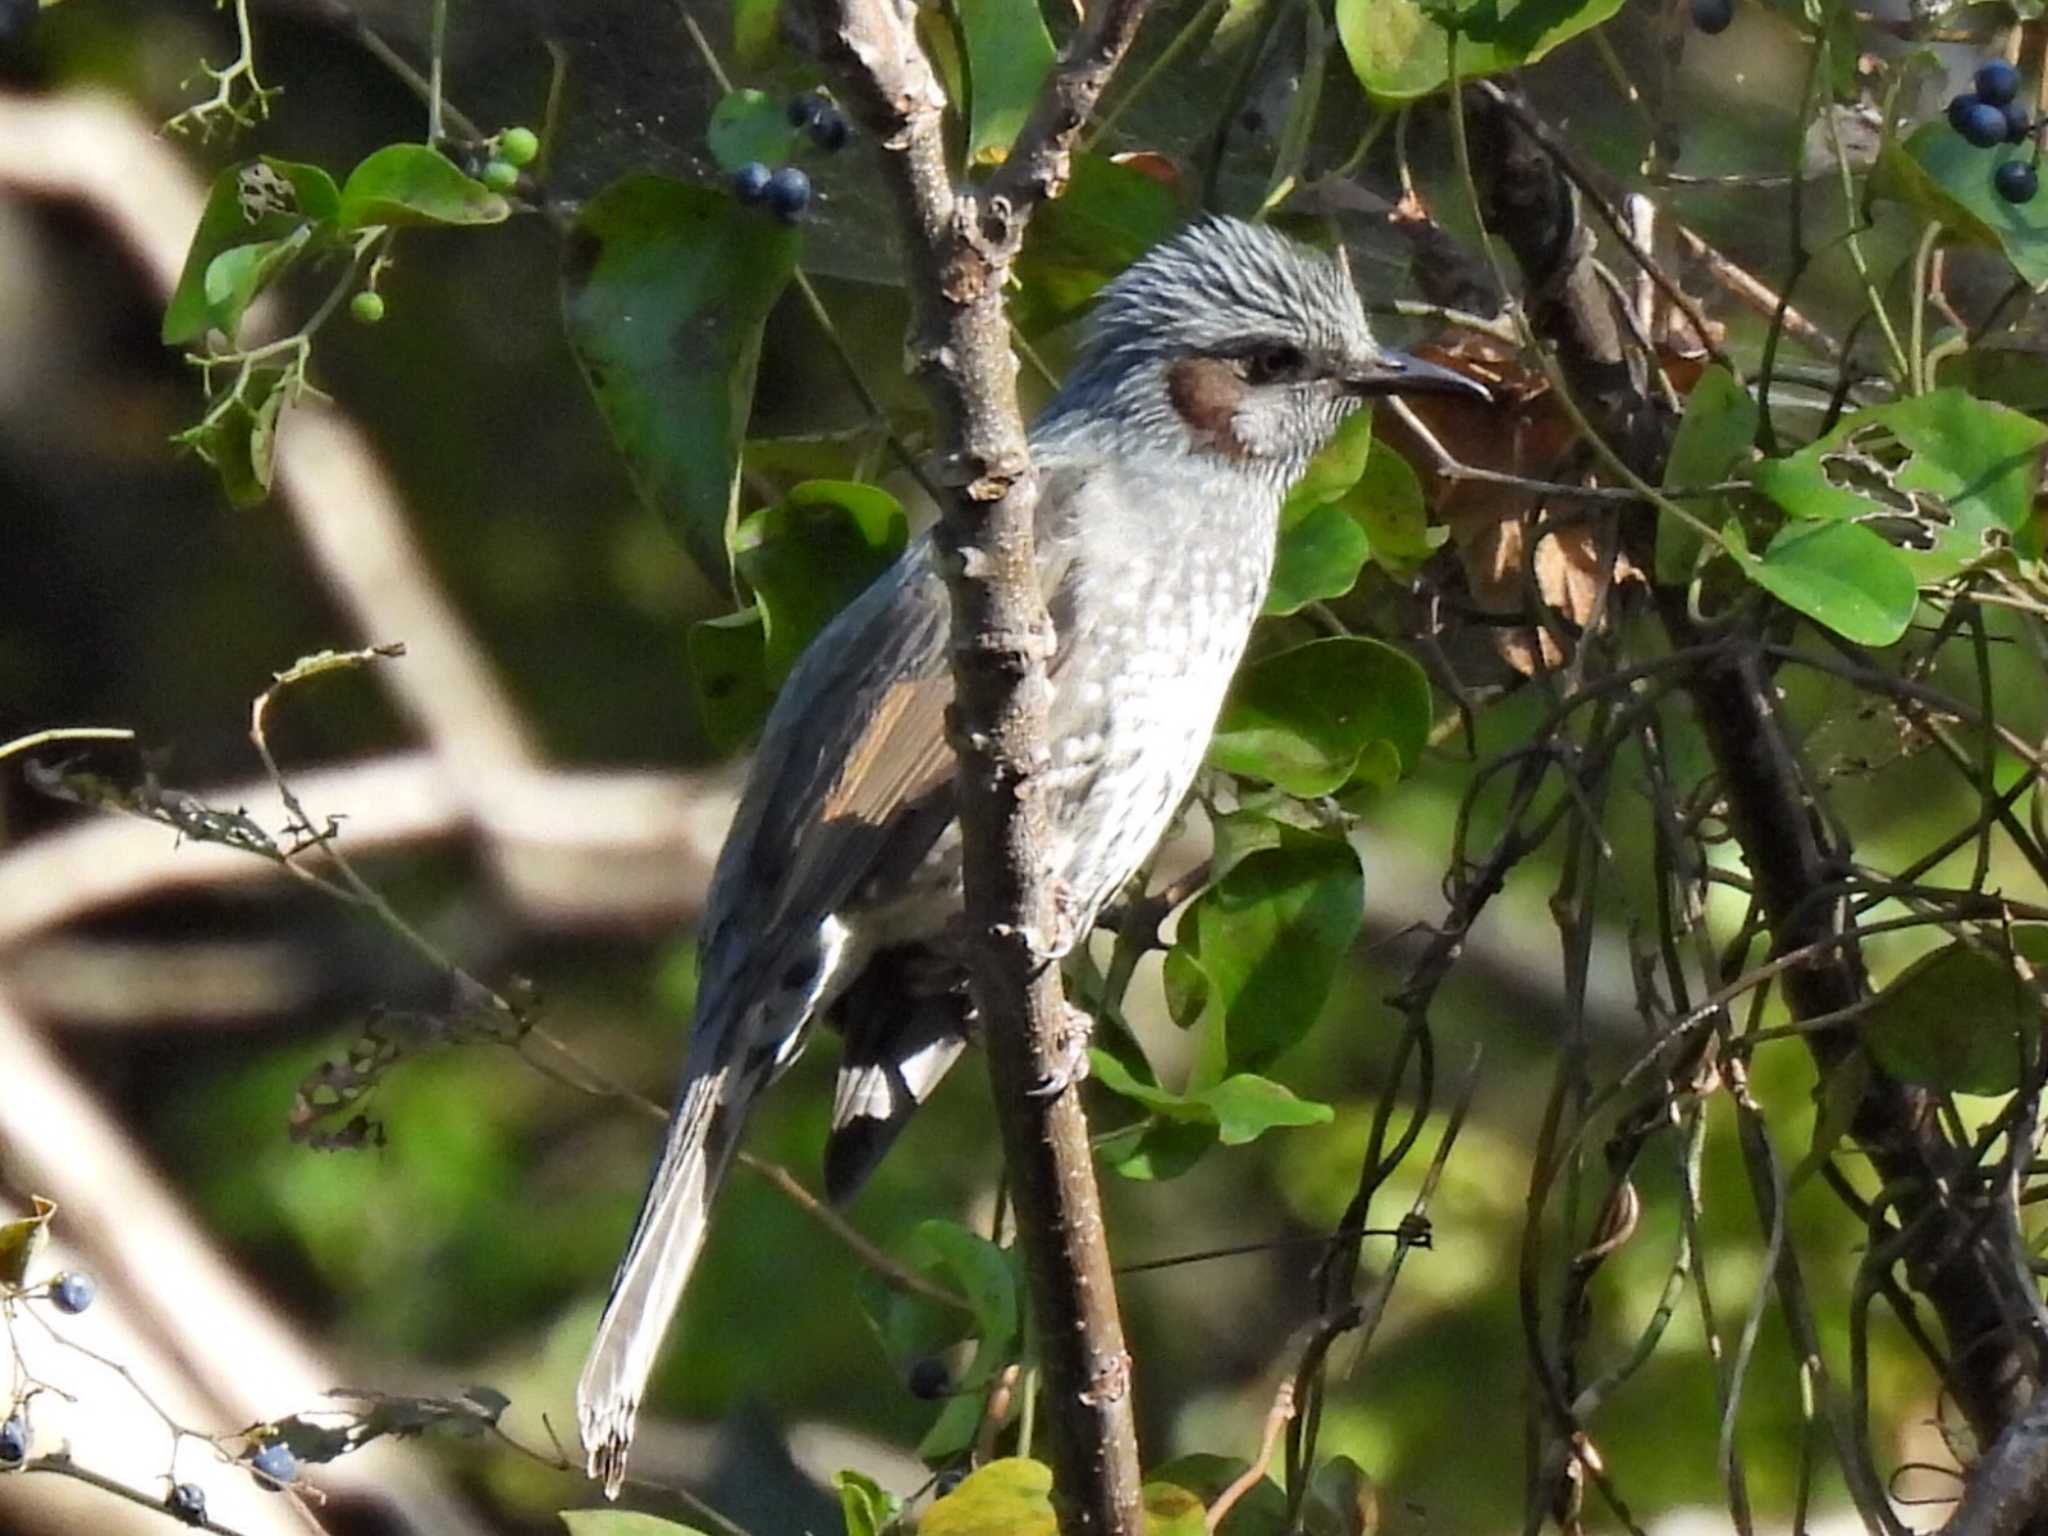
[
  {"left": 163, "top": 158, "right": 340, "bottom": 344},
  {"left": 1751, "top": 388, "right": 2048, "bottom": 583}
]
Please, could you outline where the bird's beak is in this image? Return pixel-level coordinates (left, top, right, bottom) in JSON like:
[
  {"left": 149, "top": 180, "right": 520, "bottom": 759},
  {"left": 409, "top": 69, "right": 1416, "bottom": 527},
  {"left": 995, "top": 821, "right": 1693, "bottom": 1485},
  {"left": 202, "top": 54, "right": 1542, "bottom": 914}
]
[{"left": 1344, "top": 351, "right": 1492, "bottom": 402}]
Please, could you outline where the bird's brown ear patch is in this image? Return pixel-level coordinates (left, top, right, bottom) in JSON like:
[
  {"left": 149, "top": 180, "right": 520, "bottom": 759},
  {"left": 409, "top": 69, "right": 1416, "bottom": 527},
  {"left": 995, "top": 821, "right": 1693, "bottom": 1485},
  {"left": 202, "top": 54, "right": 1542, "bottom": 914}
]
[{"left": 1167, "top": 356, "right": 1251, "bottom": 461}]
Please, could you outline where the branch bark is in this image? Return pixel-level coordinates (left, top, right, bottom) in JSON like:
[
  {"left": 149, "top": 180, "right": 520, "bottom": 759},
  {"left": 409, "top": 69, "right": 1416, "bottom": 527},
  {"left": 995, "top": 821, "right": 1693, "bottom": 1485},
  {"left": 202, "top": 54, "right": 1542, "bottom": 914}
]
[
  {"left": 797, "top": 1, "right": 1151, "bottom": 1529},
  {"left": 1461, "top": 78, "right": 2042, "bottom": 1460}
]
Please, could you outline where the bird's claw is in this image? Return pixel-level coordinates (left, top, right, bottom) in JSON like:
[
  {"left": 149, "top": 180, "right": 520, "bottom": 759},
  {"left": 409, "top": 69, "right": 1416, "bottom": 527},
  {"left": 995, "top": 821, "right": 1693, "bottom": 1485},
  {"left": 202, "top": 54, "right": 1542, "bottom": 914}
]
[{"left": 1027, "top": 1005, "right": 1094, "bottom": 1097}]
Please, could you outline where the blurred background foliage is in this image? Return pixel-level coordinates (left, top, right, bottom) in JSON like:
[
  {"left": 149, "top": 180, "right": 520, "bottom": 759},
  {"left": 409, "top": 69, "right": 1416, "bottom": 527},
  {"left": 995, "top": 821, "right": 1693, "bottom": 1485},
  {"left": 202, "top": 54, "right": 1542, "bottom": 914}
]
[{"left": 0, "top": 0, "right": 2041, "bottom": 1532}]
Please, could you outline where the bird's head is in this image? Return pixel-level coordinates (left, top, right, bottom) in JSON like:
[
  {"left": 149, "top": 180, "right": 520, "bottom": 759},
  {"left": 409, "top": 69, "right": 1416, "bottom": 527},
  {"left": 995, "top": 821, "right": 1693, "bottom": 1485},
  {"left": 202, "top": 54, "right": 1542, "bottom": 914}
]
[{"left": 1040, "top": 216, "right": 1487, "bottom": 486}]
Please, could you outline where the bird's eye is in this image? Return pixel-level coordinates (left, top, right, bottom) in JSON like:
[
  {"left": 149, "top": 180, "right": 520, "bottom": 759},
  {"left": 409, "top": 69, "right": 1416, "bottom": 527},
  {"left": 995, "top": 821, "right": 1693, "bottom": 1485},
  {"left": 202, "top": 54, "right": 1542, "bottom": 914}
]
[{"left": 1245, "top": 342, "right": 1308, "bottom": 384}]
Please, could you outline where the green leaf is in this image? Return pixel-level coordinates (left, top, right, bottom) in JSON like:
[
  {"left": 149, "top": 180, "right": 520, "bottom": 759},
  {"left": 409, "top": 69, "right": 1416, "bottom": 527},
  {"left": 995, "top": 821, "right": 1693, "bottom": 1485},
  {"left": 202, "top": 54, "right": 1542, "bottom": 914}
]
[
  {"left": 1336, "top": 0, "right": 1625, "bottom": 101},
  {"left": 560, "top": 1513, "right": 711, "bottom": 1536},
  {"left": 1267, "top": 503, "right": 1370, "bottom": 614},
  {"left": 733, "top": 0, "right": 785, "bottom": 68},
  {"left": 1164, "top": 819, "right": 1363, "bottom": 1082},
  {"left": 707, "top": 88, "right": 801, "bottom": 173},
  {"left": 1303, "top": 1456, "right": 1379, "bottom": 1536},
  {"left": 563, "top": 176, "right": 800, "bottom": 594},
  {"left": 1281, "top": 399, "right": 1376, "bottom": 520},
  {"left": 908, "top": 1221, "right": 1019, "bottom": 1461},
  {"left": 1350, "top": 440, "right": 1441, "bottom": 578},
  {"left": 174, "top": 372, "right": 291, "bottom": 507},
  {"left": 922, "top": 1459, "right": 1056, "bottom": 1536},
  {"left": 958, "top": 0, "right": 1056, "bottom": 165},
  {"left": 1096, "top": 1115, "right": 1218, "bottom": 1180},
  {"left": 1861, "top": 929, "right": 2048, "bottom": 1096},
  {"left": 688, "top": 607, "right": 779, "bottom": 750},
  {"left": 1143, "top": 1483, "right": 1209, "bottom": 1536},
  {"left": 1012, "top": 155, "right": 1182, "bottom": 335},
  {"left": 1873, "top": 123, "right": 2048, "bottom": 286},
  {"left": 1751, "top": 388, "right": 2048, "bottom": 580},
  {"left": 202, "top": 226, "right": 311, "bottom": 342},
  {"left": 837, "top": 1468, "right": 901, "bottom": 1536},
  {"left": 1732, "top": 518, "right": 1919, "bottom": 648},
  {"left": 1657, "top": 365, "right": 1757, "bottom": 584},
  {"left": 733, "top": 481, "right": 908, "bottom": 678},
  {"left": 1149, "top": 1455, "right": 1289, "bottom": 1535},
  {"left": 336, "top": 144, "right": 509, "bottom": 229},
  {"left": 163, "top": 159, "right": 339, "bottom": 344},
  {"left": 0, "top": 1196, "right": 54, "bottom": 1288},
  {"left": 1202, "top": 1073, "right": 1334, "bottom": 1144},
  {"left": 1210, "top": 636, "right": 1431, "bottom": 797}
]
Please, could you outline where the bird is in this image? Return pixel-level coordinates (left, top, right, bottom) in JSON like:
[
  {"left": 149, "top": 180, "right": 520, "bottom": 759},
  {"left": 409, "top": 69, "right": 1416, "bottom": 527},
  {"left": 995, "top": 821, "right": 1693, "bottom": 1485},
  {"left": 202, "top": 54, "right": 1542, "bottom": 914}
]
[{"left": 576, "top": 214, "right": 1488, "bottom": 1495}]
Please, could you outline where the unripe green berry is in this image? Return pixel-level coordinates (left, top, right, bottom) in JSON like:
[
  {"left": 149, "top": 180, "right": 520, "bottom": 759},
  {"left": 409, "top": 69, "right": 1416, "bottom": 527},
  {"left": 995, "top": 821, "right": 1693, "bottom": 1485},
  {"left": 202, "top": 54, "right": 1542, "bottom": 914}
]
[
  {"left": 350, "top": 290, "right": 386, "bottom": 325},
  {"left": 481, "top": 160, "right": 520, "bottom": 193},
  {"left": 497, "top": 126, "right": 540, "bottom": 167}
]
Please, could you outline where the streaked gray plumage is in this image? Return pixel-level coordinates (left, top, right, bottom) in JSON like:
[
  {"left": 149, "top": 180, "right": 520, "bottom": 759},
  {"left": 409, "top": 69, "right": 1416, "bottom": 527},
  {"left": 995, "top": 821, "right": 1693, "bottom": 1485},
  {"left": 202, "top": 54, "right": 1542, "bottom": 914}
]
[{"left": 576, "top": 216, "right": 1486, "bottom": 1495}]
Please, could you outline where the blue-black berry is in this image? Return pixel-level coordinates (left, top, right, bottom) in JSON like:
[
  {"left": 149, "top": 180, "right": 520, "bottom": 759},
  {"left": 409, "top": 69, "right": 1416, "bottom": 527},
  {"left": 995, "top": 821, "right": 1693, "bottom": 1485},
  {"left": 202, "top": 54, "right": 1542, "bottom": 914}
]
[
  {"left": 731, "top": 161, "right": 772, "bottom": 204},
  {"left": 2006, "top": 101, "right": 2034, "bottom": 144},
  {"left": 0, "top": 1416, "right": 27, "bottom": 1464},
  {"left": 809, "top": 107, "right": 851, "bottom": 153},
  {"left": 907, "top": 1356, "right": 950, "bottom": 1399},
  {"left": 1956, "top": 98, "right": 2010, "bottom": 149},
  {"left": 49, "top": 1271, "right": 95, "bottom": 1315},
  {"left": 934, "top": 1465, "right": 967, "bottom": 1496},
  {"left": 1976, "top": 59, "right": 2022, "bottom": 108},
  {"left": 765, "top": 165, "right": 812, "bottom": 222},
  {"left": 787, "top": 93, "right": 825, "bottom": 129},
  {"left": 248, "top": 1440, "right": 296, "bottom": 1489},
  {"left": 1951, "top": 93, "right": 1983, "bottom": 135},
  {"left": 1995, "top": 158, "right": 2039, "bottom": 203},
  {"left": 1690, "top": 0, "right": 1733, "bottom": 33},
  {"left": 168, "top": 1483, "right": 208, "bottom": 1525}
]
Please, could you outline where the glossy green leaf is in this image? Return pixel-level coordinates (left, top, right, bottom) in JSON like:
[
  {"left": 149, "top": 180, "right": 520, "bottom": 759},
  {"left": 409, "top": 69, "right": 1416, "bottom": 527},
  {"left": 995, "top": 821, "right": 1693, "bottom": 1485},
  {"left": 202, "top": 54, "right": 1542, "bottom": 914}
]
[
  {"left": 1730, "top": 518, "right": 1918, "bottom": 648},
  {"left": 1282, "top": 408, "right": 1375, "bottom": 520},
  {"left": 0, "top": 1197, "right": 54, "bottom": 1287},
  {"left": 688, "top": 607, "right": 778, "bottom": 750},
  {"left": 958, "top": 0, "right": 1056, "bottom": 164},
  {"left": 336, "top": 144, "right": 509, "bottom": 229},
  {"left": 1267, "top": 502, "right": 1370, "bottom": 614},
  {"left": 560, "top": 1512, "right": 711, "bottom": 1536},
  {"left": 1861, "top": 929, "right": 2048, "bottom": 1096},
  {"left": 923, "top": 1459, "right": 1056, "bottom": 1536},
  {"left": 1092, "top": 1052, "right": 1333, "bottom": 1147},
  {"left": 1873, "top": 123, "right": 2048, "bottom": 286},
  {"left": 837, "top": 1468, "right": 901, "bottom": 1536},
  {"left": 733, "top": 480, "right": 908, "bottom": 678},
  {"left": 1164, "top": 820, "right": 1363, "bottom": 1082},
  {"left": 1012, "top": 155, "right": 1182, "bottom": 335},
  {"left": 163, "top": 158, "right": 339, "bottom": 344},
  {"left": 1657, "top": 365, "right": 1756, "bottom": 584},
  {"left": 563, "top": 176, "right": 800, "bottom": 594},
  {"left": 707, "top": 88, "right": 800, "bottom": 173},
  {"left": 1350, "top": 439, "right": 1441, "bottom": 578},
  {"left": 1210, "top": 636, "right": 1432, "bottom": 796},
  {"left": 1336, "top": 0, "right": 1625, "bottom": 101},
  {"left": 202, "top": 226, "right": 311, "bottom": 342},
  {"left": 1097, "top": 1116, "right": 1219, "bottom": 1180},
  {"left": 1751, "top": 388, "right": 2048, "bottom": 579}
]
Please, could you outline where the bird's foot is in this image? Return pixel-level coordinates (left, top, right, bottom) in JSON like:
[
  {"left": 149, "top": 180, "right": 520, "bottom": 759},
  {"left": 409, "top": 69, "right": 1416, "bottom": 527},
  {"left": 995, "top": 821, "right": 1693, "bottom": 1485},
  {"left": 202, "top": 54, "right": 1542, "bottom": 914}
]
[
  {"left": 1027, "top": 1003, "right": 1094, "bottom": 1097},
  {"left": 1016, "top": 879, "right": 1085, "bottom": 964}
]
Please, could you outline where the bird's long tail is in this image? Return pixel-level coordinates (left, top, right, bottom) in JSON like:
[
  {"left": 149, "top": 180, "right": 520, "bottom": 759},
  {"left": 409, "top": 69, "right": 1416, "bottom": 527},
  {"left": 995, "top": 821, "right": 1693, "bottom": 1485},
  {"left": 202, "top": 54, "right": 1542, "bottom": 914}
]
[{"left": 576, "top": 1056, "right": 755, "bottom": 1498}]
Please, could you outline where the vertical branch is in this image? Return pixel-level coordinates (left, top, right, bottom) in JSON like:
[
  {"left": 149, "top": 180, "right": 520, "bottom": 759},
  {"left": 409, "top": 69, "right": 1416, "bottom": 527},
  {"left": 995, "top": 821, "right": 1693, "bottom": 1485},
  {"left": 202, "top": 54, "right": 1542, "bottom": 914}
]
[{"left": 798, "top": 0, "right": 1151, "bottom": 1528}]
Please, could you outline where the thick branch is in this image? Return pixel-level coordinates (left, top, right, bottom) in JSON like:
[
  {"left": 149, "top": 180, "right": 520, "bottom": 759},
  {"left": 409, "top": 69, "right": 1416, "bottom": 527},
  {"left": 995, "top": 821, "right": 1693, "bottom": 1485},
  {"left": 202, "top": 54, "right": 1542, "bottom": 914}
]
[{"left": 802, "top": 0, "right": 1152, "bottom": 1529}]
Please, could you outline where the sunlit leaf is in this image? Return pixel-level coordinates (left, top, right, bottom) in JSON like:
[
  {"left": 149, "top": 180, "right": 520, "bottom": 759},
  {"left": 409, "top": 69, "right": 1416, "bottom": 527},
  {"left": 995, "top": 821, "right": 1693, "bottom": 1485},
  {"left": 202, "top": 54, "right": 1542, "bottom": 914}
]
[
  {"left": 1350, "top": 440, "right": 1441, "bottom": 579},
  {"left": 561, "top": 1513, "right": 712, "bottom": 1536},
  {"left": 707, "top": 88, "right": 801, "bottom": 173},
  {"left": 1012, "top": 154, "right": 1182, "bottom": 335},
  {"left": 1861, "top": 929, "right": 2048, "bottom": 1096},
  {"left": 733, "top": 481, "right": 908, "bottom": 678},
  {"left": 688, "top": 607, "right": 778, "bottom": 750},
  {"left": 958, "top": 0, "right": 1056, "bottom": 164},
  {"left": 1723, "top": 519, "right": 1918, "bottom": 648},
  {"left": 837, "top": 1467, "right": 901, "bottom": 1536},
  {"left": 1210, "top": 636, "right": 1431, "bottom": 796},
  {"left": 923, "top": 1459, "right": 1056, "bottom": 1536},
  {"left": 202, "top": 226, "right": 311, "bottom": 342},
  {"left": 0, "top": 1196, "right": 55, "bottom": 1287},
  {"left": 1336, "top": 0, "right": 1626, "bottom": 101},
  {"left": 1268, "top": 503, "right": 1371, "bottom": 614},
  {"left": 1873, "top": 123, "right": 2048, "bottom": 286},
  {"left": 1149, "top": 1454, "right": 1289, "bottom": 1535},
  {"left": 563, "top": 176, "right": 800, "bottom": 594},
  {"left": 733, "top": 0, "right": 786, "bottom": 69},
  {"left": 336, "top": 144, "right": 510, "bottom": 229}
]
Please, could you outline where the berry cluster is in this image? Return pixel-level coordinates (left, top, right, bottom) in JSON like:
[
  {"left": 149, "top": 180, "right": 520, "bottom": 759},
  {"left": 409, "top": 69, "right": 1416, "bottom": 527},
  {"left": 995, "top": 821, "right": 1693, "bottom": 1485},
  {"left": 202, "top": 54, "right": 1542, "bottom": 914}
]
[
  {"left": 1947, "top": 59, "right": 2040, "bottom": 203},
  {"left": 731, "top": 92, "right": 852, "bottom": 223}
]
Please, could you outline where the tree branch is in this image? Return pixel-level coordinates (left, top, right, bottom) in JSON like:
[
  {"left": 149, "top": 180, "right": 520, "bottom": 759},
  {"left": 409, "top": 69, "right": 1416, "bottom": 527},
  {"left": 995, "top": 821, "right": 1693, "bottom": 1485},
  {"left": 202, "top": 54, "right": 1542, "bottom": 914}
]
[{"left": 798, "top": 0, "right": 1153, "bottom": 1529}]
